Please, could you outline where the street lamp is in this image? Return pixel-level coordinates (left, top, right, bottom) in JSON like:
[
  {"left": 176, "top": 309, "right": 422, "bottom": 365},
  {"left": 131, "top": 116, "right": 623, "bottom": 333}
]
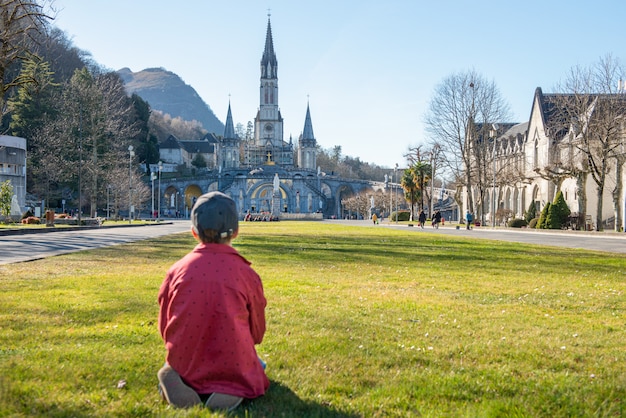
[
  {"left": 174, "top": 191, "right": 179, "bottom": 218},
  {"left": 387, "top": 174, "right": 392, "bottom": 221},
  {"left": 150, "top": 171, "right": 156, "bottom": 220},
  {"left": 394, "top": 163, "right": 398, "bottom": 224},
  {"left": 78, "top": 115, "right": 82, "bottom": 225},
  {"left": 106, "top": 184, "right": 111, "bottom": 219},
  {"left": 490, "top": 124, "right": 499, "bottom": 228},
  {"left": 430, "top": 145, "right": 440, "bottom": 218},
  {"left": 157, "top": 161, "right": 163, "bottom": 220},
  {"left": 317, "top": 166, "right": 322, "bottom": 214},
  {"left": 128, "top": 145, "right": 134, "bottom": 224}
]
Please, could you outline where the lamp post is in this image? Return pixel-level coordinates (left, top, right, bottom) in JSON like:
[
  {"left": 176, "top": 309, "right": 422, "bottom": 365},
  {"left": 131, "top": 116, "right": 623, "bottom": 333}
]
[
  {"left": 106, "top": 184, "right": 111, "bottom": 219},
  {"left": 387, "top": 174, "right": 392, "bottom": 221},
  {"left": 150, "top": 171, "right": 156, "bottom": 219},
  {"left": 430, "top": 144, "right": 439, "bottom": 219},
  {"left": 394, "top": 163, "right": 398, "bottom": 224},
  {"left": 157, "top": 161, "right": 163, "bottom": 220},
  {"left": 78, "top": 114, "right": 82, "bottom": 225},
  {"left": 128, "top": 145, "right": 134, "bottom": 224},
  {"left": 317, "top": 166, "right": 322, "bottom": 214},
  {"left": 490, "top": 124, "right": 499, "bottom": 228}
]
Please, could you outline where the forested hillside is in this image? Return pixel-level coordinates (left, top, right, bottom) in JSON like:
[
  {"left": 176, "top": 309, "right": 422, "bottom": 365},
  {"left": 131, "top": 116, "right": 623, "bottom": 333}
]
[{"left": 118, "top": 67, "right": 224, "bottom": 135}]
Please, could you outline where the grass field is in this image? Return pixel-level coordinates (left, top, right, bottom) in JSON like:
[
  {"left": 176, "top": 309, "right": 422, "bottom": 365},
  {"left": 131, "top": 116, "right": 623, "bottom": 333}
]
[{"left": 0, "top": 222, "right": 624, "bottom": 417}]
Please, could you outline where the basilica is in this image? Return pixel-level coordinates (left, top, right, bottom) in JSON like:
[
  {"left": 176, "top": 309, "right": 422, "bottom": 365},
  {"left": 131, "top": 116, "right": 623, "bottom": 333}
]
[{"left": 156, "top": 17, "right": 379, "bottom": 219}]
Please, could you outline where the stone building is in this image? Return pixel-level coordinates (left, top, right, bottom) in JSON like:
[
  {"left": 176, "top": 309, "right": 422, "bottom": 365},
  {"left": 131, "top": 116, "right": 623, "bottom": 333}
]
[{"left": 466, "top": 87, "right": 626, "bottom": 231}]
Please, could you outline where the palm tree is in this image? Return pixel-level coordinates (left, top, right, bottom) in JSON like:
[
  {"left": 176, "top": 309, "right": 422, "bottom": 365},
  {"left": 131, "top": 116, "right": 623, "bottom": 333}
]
[
  {"left": 400, "top": 169, "right": 420, "bottom": 221},
  {"left": 411, "top": 162, "right": 431, "bottom": 213}
]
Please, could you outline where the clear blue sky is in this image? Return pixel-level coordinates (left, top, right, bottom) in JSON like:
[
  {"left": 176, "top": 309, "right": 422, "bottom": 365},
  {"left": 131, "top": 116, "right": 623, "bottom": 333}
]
[{"left": 52, "top": 0, "right": 626, "bottom": 169}]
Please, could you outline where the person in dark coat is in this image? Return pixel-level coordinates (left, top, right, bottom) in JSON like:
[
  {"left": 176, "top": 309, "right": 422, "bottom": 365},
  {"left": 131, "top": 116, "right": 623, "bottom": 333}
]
[{"left": 418, "top": 210, "right": 426, "bottom": 229}]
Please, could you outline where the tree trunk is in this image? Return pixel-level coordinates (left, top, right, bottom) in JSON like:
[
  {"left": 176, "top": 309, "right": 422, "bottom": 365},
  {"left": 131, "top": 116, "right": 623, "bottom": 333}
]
[
  {"left": 595, "top": 181, "right": 605, "bottom": 231},
  {"left": 613, "top": 160, "right": 623, "bottom": 232},
  {"left": 465, "top": 172, "right": 474, "bottom": 218},
  {"left": 577, "top": 173, "right": 587, "bottom": 230}
]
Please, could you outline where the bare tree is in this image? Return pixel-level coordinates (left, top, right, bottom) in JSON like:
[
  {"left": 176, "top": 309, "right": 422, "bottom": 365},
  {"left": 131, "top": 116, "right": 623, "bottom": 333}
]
[
  {"left": 554, "top": 55, "right": 626, "bottom": 231},
  {"left": 340, "top": 189, "right": 378, "bottom": 220},
  {"left": 101, "top": 165, "right": 150, "bottom": 219},
  {"left": 424, "top": 69, "right": 511, "bottom": 224},
  {"left": 149, "top": 110, "right": 207, "bottom": 142},
  {"left": 49, "top": 68, "right": 140, "bottom": 217}
]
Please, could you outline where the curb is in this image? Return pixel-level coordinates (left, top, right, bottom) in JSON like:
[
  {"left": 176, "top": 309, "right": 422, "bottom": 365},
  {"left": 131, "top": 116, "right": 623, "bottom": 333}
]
[{"left": 0, "top": 222, "right": 173, "bottom": 237}]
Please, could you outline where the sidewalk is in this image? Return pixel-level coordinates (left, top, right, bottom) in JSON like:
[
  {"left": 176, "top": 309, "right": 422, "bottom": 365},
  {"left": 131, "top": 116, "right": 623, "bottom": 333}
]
[
  {"left": 328, "top": 219, "right": 626, "bottom": 254},
  {"left": 0, "top": 221, "right": 171, "bottom": 236}
]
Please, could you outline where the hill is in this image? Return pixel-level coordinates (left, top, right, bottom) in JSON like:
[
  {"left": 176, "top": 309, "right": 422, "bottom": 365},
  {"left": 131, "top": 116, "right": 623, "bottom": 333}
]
[{"left": 118, "top": 67, "right": 225, "bottom": 135}]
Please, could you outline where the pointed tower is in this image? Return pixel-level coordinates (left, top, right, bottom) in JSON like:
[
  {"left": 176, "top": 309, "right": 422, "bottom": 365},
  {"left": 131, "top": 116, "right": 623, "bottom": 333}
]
[
  {"left": 298, "top": 102, "right": 317, "bottom": 170},
  {"left": 220, "top": 101, "right": 240, "bottom": 169},
  {"left": 254, "top": 15, "right": 284, "bottom": 149}
]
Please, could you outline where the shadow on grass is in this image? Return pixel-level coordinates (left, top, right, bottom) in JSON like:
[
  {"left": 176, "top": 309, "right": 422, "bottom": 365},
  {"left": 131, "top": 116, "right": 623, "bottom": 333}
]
[{"left": 235, "top": 380, "right": 360, "bottom": 418}]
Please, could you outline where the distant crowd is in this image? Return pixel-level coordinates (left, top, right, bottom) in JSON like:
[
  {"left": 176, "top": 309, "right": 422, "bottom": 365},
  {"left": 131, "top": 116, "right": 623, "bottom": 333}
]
[{"left": 244, "top": 212, "right": 279, "bottom": 222}]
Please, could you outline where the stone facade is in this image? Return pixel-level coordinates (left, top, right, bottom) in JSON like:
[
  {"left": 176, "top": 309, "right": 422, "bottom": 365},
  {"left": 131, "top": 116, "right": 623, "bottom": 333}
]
[{"left": 465, "top": 88, "right": 626, "bottom": 231}]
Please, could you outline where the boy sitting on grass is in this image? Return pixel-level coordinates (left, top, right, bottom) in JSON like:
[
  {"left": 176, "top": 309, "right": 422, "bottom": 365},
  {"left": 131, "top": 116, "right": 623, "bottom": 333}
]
[{"left": 157, "top": 191, "right": 269, "bottom": 411}]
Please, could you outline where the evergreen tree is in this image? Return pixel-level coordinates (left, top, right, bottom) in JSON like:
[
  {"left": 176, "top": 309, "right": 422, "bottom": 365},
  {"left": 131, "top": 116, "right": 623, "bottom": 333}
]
[
  {"left": 8, "top": 55, "right": 60, "bottom": 197},
  {"left": 537, "top": 202, "right": 551, "bottom": 229},
  {"left": 0, "top": 180, "right": 13, "bottom": 221},
  {"left": 8, "top": 54, "right": 59, "bottom": 140},
  {"left": 191, "top": 153, "right": 207, "bottom": 169},
  {"left": 130, "top": 94, "right": 159, "bottom": 172},
  {"left": 546, "top": 191, "right": 571, "bottom": 229},
  {"left": 524, "top": 201, "right": 536, "bottom": 223}
]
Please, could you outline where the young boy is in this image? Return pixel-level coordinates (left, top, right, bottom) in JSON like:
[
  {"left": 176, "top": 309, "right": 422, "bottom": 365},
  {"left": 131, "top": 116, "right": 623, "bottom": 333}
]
[{"left": 157, "top": 191, "right": 269, "bottom": 410}]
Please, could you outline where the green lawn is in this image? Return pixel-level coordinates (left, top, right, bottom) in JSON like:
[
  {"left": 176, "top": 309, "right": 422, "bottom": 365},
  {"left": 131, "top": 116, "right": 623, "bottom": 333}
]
[{"left": 0, "top": 222, "right": 624, "bottom": 417}]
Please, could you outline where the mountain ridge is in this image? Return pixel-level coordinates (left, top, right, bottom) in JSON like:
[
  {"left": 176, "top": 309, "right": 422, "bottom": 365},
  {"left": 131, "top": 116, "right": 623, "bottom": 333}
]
[{"left": 118, "top": 67, "right": 225, "bottom": 135}]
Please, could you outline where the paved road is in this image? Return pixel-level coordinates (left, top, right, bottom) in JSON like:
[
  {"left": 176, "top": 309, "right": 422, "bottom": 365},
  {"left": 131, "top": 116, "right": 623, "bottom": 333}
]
[
  {"left": 327, "top": 219, "right": 626, "bottom": 254},
  {"left": 1, "top": 219, "right": 624, "bottom": 266},
  {"left": 0, "top": 221, "right": 192, "bottom": 265}
]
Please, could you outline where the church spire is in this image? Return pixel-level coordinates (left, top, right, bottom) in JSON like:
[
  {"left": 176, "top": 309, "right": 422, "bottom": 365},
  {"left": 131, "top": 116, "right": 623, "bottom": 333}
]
[
  {"left": 302, "top": 102, "right": 315, "bottom": 141},
  {"left": 223, "top": 100, "right": 236, "bottom": 139},
  {"left": 298, "top": 100, "right": 317, "bottom": 170},
  {"left": 260, "top": 15, "right": 277, "bottom": 78}
]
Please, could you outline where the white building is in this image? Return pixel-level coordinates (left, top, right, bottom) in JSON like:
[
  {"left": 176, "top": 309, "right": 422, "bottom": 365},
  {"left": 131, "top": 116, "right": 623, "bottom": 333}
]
[
  {"left": 466, "top": 88, "right": 626, "bottom": 231},
  {"left": 0, "top": 135, "right": 27, "bottom": 216}
]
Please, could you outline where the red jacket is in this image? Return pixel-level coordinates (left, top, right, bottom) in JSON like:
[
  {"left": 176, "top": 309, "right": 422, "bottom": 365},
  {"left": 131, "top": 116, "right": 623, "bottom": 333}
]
[{"left": 158, "top": 243, "right": 269, "bottom": 398}]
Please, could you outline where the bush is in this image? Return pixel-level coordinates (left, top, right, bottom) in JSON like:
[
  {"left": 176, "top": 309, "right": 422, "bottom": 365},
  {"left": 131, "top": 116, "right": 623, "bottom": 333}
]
[
  {"left": 508, "top": 218, "right": 527, "bottom": 228},
  {"left": 528, "top": 218, "right": 539, "bottom": 229},
  {"left": 390, "top": 211, "right": 411, "bottom": 222},
  {"left": 21, "top": 216, "right": 41, "bottom": 224}
]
